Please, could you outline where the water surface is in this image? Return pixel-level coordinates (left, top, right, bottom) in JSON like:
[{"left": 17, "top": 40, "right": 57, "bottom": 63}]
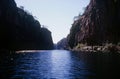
[{"left": 0, "top": 50, "right": 120, "bottom": 79}]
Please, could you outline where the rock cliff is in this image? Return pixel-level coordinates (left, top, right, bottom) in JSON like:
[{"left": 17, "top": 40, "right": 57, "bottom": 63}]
[
  {"left": 56, "top": 38, "right": 68, "bottom": 49},
  {"left": 68, "top": 0, "right": 120, "bottom": 48},
  {"left": 0, "top": 0, "right": 54, "bottom": 50}
]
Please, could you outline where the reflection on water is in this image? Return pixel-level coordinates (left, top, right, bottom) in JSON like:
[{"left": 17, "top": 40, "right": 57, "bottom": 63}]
[
  {"left": 51, "top": 50, "right": 71, "bottom": 78},
  {"left": 0, "top": 50, "right": 120, "bottom": 79}
]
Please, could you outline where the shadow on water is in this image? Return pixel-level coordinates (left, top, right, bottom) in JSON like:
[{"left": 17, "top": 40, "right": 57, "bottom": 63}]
[
  {"left": 0, "top": 50, "right": 120, "bottom": 79},
  {"left": 71, "top": 51, "right": 120, "bottom": 79}
]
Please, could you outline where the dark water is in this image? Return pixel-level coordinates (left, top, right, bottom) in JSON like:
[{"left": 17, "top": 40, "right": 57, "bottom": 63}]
[{"left": 0, "top": 50, "right": 120, "bottom": 79}]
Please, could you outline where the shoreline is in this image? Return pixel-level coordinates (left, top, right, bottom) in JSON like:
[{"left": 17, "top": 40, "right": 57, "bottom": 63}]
[{"left": 70, "top": 45, "right": 120, "bottom": 53}]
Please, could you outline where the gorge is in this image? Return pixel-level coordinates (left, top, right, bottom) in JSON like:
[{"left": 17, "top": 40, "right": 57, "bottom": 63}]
[{"left": 0, "top": 0, "right": 120, "bottom": 79}]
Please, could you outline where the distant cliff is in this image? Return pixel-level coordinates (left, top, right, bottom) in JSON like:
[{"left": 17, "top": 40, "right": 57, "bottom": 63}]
[
  {"left": 67, "top": 0, "right": 120, "bottom": 48},
  {"left": 0, "top": 0, "right": 54, "bottom": 50},
  {"left": 56, "top": 38, "right": 68, "bottom": 49}
]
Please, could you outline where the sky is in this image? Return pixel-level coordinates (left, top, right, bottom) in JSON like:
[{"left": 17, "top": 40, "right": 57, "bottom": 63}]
[{"left": 15, "top": 0, "right": 90, "bottom": 43}]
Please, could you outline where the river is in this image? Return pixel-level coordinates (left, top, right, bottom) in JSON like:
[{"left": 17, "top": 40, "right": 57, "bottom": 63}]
[{"left": 0, "top": 50, "right": 120, "bottom": 79}]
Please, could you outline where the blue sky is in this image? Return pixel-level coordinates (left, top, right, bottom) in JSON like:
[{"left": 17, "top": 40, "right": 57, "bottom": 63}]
[{"left": 15, "top": 0, "right": 90, "bottom": 43}]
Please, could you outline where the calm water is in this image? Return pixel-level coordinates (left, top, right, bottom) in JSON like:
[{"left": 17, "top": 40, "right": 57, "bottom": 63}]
[{"left": 0, "top": 50, "right": 120, "bottom": 79}]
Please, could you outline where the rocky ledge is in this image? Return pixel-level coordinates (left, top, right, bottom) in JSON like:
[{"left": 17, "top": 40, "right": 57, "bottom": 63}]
[{"left": 71, "top": 43, "right": 120, "bottom": 53}]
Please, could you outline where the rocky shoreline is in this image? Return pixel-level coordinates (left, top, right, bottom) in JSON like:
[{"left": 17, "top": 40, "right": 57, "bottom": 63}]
[{"left": 70, "top": 43, "right": 120, "bottom": 53}]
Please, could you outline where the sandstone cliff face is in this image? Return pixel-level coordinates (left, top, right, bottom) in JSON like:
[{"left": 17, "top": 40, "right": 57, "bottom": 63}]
[
  {"left": 68, "top": 0, "right": 120, "bottom": 48},
  {"left": 0, "top": 0, "right": 54, "bottom": 50}
]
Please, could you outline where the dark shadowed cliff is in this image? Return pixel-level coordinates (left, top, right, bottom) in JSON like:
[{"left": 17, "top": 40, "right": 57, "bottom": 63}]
[
  {"left": 0, "top": 0, "right": 54, "bottom": 50},
  {"left": 67, "top": 0, "right": 120, "bottom": 48}
]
